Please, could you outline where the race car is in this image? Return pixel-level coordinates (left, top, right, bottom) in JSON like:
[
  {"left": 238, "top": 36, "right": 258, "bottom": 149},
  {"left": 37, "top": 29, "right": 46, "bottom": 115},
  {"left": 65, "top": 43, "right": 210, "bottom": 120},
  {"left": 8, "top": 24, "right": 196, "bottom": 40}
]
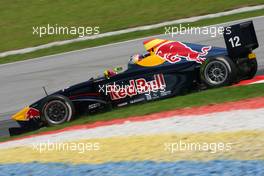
[{"left": 11, "top": 21, "right": 259, "bottom": 129}]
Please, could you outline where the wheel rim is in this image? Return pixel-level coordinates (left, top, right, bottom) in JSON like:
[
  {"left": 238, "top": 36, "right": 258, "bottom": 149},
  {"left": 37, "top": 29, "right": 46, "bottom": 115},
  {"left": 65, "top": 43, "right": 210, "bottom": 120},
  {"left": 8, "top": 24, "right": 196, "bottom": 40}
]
[
  {"left": 204, "top": 61, "right": 228, "bottom": 85},
  {"left": 43, "top": 100, "right": 69, "bottom": 125}
]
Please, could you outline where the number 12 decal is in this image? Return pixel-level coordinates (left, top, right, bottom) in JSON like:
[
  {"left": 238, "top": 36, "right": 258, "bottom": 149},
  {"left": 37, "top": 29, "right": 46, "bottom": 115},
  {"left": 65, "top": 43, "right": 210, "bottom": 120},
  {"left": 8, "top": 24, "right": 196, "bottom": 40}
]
[{"left": 228, "top": 36, "right": 241, "bottom": 48}]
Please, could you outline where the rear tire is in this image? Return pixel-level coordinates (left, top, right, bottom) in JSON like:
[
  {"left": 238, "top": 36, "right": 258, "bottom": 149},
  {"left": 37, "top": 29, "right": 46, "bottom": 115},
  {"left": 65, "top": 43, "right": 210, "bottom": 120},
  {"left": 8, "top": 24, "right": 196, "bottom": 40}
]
[
  {"left": 200, "top": 57, "right": 237, "bottom": 88},
  {"left": 40, "top": 95, "right": 75, "bottom": 126},
  {"left": 244, "top": 59, "right": 258, "bottom": 80}
]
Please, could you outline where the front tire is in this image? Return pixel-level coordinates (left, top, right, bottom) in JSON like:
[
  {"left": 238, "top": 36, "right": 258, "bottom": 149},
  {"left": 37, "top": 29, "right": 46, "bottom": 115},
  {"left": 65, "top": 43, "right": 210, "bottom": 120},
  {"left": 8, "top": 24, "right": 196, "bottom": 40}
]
[
  {"left": 200, "top": 57, "right": 237, "bottom": 88},
  {"left": 41, "top": 95, "right": 75, "bottom": 126}
]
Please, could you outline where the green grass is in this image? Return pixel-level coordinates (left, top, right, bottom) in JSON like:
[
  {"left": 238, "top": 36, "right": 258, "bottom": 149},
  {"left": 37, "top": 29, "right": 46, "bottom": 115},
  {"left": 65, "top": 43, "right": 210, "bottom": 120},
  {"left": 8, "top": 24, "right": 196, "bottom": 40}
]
[
  {"left": 0, "top": 0, "right": 263, "bottom": 53},
  {"left": 1, "top": 8, "right": 264, "bottom": 65},
  {"left": 1, "top": 83, "right": 264, "bottom": 142}
]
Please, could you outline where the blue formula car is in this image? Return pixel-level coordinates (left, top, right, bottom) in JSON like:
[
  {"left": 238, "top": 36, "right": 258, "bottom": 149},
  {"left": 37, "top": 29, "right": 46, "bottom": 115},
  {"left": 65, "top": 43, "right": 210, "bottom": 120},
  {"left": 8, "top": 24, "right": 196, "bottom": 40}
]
[{"left": 11, "top": 21, "right": 259, "bottom": 129}]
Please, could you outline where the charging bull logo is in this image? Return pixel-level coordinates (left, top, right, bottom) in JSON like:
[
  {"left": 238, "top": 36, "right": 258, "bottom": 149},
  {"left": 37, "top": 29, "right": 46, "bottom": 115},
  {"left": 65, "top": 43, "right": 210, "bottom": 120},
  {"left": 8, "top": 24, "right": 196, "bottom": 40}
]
[
  {"left": 155, "top": 41, "right": 211, "bottom": 64},
  {"left": 108, "top": 74, "right": 166, "bottom": 100}
]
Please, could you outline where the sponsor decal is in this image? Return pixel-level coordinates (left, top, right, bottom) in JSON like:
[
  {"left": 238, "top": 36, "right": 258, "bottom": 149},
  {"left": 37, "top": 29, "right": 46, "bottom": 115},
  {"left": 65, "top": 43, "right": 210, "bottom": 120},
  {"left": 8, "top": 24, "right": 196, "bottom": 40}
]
[
  {"left": 108, "top": 74, "right": 166, "bottom": 100},
  {"left": 160, "top": 90, "right": 172, "bottom": 97},
  {"left": 155, "top": 41, "right": 211, "bottom": 64},
  {"left": 130, "top": 98, "right": 145, "bottom": 104},
  {"left": 117, "top": 102, "right": 128, "bottom": 107},
  {"left": 27, "top": 108, "right": 40, "bottom": 119},
  {"left": 146, "top": 94, "right": 152, "bottom": 101},
  {"left": 88, "top": 103, "right": 101, "bottom": 110}
]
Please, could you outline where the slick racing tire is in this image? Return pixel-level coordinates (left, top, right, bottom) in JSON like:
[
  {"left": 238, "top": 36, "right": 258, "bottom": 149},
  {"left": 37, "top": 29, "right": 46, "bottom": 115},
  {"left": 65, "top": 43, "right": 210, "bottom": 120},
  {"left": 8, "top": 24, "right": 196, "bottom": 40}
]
[
  {"left": 244, "top": 59, "right": 258, "bottom": 80},
  {"left": 200, "top": 57, "right": 237, "bottom": 88},
  {"left": 40, "top": 95, "right": 75, "bottom": 126}
]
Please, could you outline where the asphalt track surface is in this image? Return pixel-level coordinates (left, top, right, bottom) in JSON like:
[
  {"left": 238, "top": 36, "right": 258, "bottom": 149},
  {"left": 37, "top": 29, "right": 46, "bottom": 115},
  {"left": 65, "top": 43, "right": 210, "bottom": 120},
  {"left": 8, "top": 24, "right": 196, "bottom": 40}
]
[{"left": 0, "top": 16, "right": 263, "bottom": 137}]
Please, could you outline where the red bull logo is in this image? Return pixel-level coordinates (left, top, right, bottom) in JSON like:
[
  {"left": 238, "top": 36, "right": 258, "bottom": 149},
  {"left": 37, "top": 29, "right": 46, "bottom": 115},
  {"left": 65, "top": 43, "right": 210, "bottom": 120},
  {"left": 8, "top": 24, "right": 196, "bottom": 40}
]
[
  {"left": 27, "top": 108, "right": 40, "bottom": 119},
  {"left": 155, "top": 41, "right": 211, "bottom": 64},
  {"left": 108, "top": 74, "right": 166, "bottom": 100}
]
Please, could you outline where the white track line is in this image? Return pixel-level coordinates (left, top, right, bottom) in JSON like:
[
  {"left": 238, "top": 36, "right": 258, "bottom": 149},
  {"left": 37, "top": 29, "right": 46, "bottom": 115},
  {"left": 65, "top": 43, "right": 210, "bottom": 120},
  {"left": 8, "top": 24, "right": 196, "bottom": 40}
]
[{"left": 0, "top": 5, "right": 264, "bottom": 58}]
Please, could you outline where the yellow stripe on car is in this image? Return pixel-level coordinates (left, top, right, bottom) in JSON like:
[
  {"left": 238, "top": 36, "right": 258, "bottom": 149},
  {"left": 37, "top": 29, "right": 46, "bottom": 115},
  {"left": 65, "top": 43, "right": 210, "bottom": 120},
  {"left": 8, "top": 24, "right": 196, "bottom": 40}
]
[
  {"left": 136, "top": 55, "right": 165, "bottom": 67},
  {"left": 248, "top": 53, "right": 256, "bottom": 59},
  {"left": 11, "top": 106, "right": 30, "bottom": 121},
  {"left": 143, "top": 39, "right": 167, "bottom": 51}
]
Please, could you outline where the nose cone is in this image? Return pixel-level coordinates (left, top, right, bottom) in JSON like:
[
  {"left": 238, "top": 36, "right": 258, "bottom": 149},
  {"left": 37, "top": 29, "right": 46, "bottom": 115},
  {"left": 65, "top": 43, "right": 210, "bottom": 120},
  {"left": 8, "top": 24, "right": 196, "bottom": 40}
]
[{"left": 12, "top": 107, "right": 30, "bottom": 121}]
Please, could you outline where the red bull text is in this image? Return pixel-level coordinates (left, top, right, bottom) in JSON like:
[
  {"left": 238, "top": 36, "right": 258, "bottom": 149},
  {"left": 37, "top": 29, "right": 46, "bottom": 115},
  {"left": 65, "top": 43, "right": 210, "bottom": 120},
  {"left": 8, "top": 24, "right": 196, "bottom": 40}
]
[{"left": 107, "top": 74, "right": 166, "bottom": 100}]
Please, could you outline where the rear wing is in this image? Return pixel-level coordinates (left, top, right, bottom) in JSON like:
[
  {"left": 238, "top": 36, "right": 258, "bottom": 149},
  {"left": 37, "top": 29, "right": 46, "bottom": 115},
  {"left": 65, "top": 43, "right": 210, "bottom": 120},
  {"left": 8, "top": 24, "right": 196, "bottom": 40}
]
[{"left": 223, "top": 21, "right": 258, "bottom": 58}]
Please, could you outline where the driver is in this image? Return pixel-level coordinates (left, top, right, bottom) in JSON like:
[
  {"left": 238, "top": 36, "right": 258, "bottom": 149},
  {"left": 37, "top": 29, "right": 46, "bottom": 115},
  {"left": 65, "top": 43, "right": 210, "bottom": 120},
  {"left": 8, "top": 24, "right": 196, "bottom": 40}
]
[
  {"left": 104, "top": 39, "right": 160, "bottom": 78},
  {"left": 129, "top": 52, "right": 150, "bottom": 65},
  {"left": 104, "top": 66, "right": 123, "bottom": 79},
  {"left": 129, "top": 38, "right": 166, "bottom": 65}
]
